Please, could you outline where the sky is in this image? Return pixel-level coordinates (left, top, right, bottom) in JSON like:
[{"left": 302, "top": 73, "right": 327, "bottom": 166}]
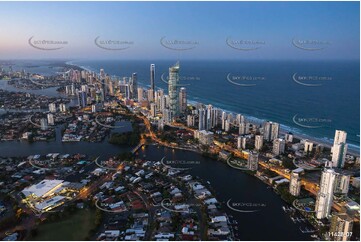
[{"left": 0, "top": 1, "right": 359, "bottom": 60}]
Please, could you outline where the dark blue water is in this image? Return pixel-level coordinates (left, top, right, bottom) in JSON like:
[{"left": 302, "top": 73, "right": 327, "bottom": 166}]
[
  {"left": 1, "top": 60, "right": 354, "bottom": 240},
  {"left": 137, "top": 145, "right": 312, "bottom": 241},
  {"left": 68, "top": 59, "right": 360, "bottom": 152},
  {"left": 0, "top": 124, "right": 132, "bottom": 158}
]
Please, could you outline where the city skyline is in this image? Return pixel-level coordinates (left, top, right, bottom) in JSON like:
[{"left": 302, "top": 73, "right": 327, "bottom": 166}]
[
  {"left": 0, "top": 59, "right": 359, "bottom": 241},
  {"left": 0, "top": 1, "right": 359, "bottom": 241}
]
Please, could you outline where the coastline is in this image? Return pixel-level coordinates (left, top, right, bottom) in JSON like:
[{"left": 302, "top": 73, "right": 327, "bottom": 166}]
[{"left": 67, "top": 60, "right": 360, "bottom": 156}]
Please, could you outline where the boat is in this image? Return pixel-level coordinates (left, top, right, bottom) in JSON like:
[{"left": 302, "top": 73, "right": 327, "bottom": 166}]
[
  {"left": 300, "top": 227, "right": 317, "bottom": 233},
  {"left": 283, "top": 206, "right": 295, "bottom": 212}
]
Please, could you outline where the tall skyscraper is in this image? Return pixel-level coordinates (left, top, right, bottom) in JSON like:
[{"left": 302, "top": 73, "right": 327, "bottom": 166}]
[
  {"left": 331, "top": 130, "right": 348, "bottom": 168},
  {"left": 264, "top": 122, "right": 271, "bottom": 141},
  {"left": 150, "top": 103, "right": 156, "bottom": 117},
  {"left": 221, "top": 111, "right": 227, "bottom": 130},
  {"left": 206, "top": 105, "right": 214, "bottom": 130},
  {"left": 329, "top": 213, "right": 353, "bottom": 241},
  {"left": 179, "top": 87, "right": 187, "bottom": 114},
  {"left": 71, "top": 83, "right": 75, "bottom": 96},
  {"left": 334, "top": 172, "right": 350, "bottom": 195},
  {"left": 160, "top": 95, "right": 168, "bottom": 112},
  {"left": 272, "top": 138, "right": 285, "bottom": 155},
  {"left": 239, "top": 122, "right": 246, "bottom": 135},
  {"left": 289, "top": 168, "right": 303, "bottom": 196},
  {"left": 130, "top": 73, "right": 138, "bottom": 100},
  {"left": 255, "top": 135, "right": 263, "bottom": 151},
  {"left": 147, "top": 89, "right": 154, "bottom": 102},
  {"left": 227, "top": 113, "right": 233, "bottom": 123},
  {"left": 77, "top": 91, "right": 87, "bottom": 108},
  {"left": 40, "top": 118, "right": 48, "bottom": 131},
  {"left": 237, "top": 136, "right": 242, "bottom": 149},
  {"left": 47, "top": 113, "right": 54, "bottom": 125},
  {"left": 108, "top": 79, "right": 114, "bottom": 96},
  {"left": 155, "top": 89, "right": 164, "bottom": 111},
  {"left": 48, "top": 103, "right": 56, "bottom": 113},
  {"left": 187, "top": 115, "right": 195, "bottom": 127},
  {"left": 162, "top": 108, "right": 172, "bottom": 124},
  {"left": 212, "top": 108, "right": 219, "bottom": 128},
  {"left": 236, "top": 114, "right": 245, "bottom": 125},
  {"left": 168, "top": 62, "right": 180, "bottom": 118},
  {"left": 137, "top": 87, "right": 144, "bottom": 102},
  {"left": 59, "top": 103, "right": 66, "bottom": 113},
  {"left": 237, "top": 136, "right": 247, "bottom": 149},
  {"left": 315, "top": 164, "right": 337, "bottom": 219},
  {"left": 100, "top": 68, "right": 105, "bottom": 79},
  {"left": 333, "top": 130, "right": 347, "bottom": 148},
  {"left": 271, "top": 122, "right": 280, "bottom": 141},
  {"left": 150, "top": 64, "right": 155, "bottom": 98},
  {"left": 304, "top": 140, "right": 314, "bottom": 153},
  {"left": 247, "top": 151, "right": 259, "bottom": 171},
  {"left": 263, "top": 121, "right": 279, "bottom": 141},
  {"left": 198, "top": 108, "right": 206, "bottom": 131},
  {"left": 245, "top": 122, "right": 251, "bottom": 134},
  {"left": 332, "top": 142, "right": 348, "bottom": 168},
  {"left": 225, "top": 120, "right": 231, "bottom": 132}
]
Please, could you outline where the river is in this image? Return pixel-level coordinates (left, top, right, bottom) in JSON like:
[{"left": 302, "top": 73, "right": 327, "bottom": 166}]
[
  {"left": 0, "top": 76, "right": 312, "bottom": 240},
  {"left": 136, "top": 145, "right": 312, "bottom": 241}
]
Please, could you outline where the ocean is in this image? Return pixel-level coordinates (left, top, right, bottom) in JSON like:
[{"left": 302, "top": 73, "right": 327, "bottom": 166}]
[
  {"left": 67, "top": 59, "right": 360, "bottom": 153},
  {"left": 3, "top": 59, "right": 360, "bottom": 152}
]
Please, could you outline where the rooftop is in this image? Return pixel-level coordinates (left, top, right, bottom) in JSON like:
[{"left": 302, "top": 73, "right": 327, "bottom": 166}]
[{"left": 22, "top": 179, "right": 64, "bottom": 198}]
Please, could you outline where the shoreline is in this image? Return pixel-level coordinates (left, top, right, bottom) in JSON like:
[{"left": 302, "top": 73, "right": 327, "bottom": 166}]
[{"left": 53, "top": 60, "right": 360, "bottom": 156}]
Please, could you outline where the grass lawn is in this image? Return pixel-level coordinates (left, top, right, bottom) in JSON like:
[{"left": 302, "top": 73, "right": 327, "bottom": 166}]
[{"left": 32, "top": 209, "right": 96, "bottom": 241}]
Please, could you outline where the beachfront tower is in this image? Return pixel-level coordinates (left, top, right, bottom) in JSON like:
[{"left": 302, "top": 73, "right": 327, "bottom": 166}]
[
  {"left": 150, "top": 64, "right": 155, "bottom": 99},
  {"left": 315, "top": 164, "right": 336, "bottom": 219},
  {"left": 168, "top": 62, "right": 180, "bottom": 118}
]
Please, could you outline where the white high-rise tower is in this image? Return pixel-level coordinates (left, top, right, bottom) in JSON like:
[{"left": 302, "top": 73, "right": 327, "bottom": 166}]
[
  {"left": 315, "top": 164, "right": 336, "bottom": 219},
  {"left": 331, "top": 130, "right": 348, "bottom": 168}
]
